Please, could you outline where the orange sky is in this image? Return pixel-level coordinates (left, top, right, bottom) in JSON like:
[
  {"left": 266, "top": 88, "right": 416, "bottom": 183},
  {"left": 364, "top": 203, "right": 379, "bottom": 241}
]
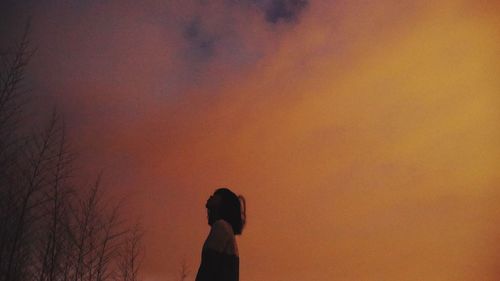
[{"left": 3, "top": 0, "right": 500, "bottom": 280}]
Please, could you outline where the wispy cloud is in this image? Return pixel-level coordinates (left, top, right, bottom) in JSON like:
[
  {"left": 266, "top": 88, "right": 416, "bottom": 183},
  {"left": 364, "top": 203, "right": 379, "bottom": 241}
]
[{"left": 264, "top": 0, "right": 309, "bottom": 23}]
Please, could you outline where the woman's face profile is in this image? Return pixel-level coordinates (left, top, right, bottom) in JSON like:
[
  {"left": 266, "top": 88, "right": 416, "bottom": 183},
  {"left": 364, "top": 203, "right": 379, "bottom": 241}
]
[{"left": 206, "top": 193, "right": 222, "bottom": 225}]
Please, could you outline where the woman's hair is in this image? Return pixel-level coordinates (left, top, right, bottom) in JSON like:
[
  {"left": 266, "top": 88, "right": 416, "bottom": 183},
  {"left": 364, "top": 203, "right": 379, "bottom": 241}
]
[{"left": 214, "top": 188, "right": 246, "bottom": 235}]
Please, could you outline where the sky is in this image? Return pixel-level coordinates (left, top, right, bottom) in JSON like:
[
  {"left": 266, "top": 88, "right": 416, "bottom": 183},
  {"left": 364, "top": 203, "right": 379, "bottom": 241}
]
[{"left": 1, "top": 0, "right": 500, "bottom": 280}]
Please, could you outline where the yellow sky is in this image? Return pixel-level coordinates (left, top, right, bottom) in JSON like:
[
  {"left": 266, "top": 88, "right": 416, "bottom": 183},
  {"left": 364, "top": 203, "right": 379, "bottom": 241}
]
[
  {"left": 145, "top": 1, "right": 499, "bottom": 280},
  {"left": 19, "top": 0, "right": 500, "bottom": 280}
]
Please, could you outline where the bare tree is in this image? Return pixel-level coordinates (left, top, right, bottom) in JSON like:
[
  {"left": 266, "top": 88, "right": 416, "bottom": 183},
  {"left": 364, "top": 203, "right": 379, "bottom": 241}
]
[
  {"left": 0, "top": 22, "right": 34, "bottom": 281},
  {"left": 0, "top": 21, "right": 145, "bottom": 281},
  {"left": 34, "top": 114, "right": 75, "bottom": 281},
  {"left": 115, "top": 224, "right": 144, "bottom": 281}
]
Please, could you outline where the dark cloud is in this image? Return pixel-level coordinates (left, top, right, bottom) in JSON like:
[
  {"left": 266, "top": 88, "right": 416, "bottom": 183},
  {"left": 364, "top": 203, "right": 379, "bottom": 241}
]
[
  {"left": 264, "top": 0, "right": 308, "bottom": 24},
  {"left": 183, "top": 18, "right": 216, "bottom": 60}
]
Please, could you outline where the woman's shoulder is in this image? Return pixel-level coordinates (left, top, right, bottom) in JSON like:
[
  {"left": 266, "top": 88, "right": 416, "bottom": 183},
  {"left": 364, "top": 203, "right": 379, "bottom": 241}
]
[
  {"left": 209, "top": 220, "right": 234, "bottom": 243},
  {"left": 204, "top": 219, "right": 238, "bottom": 256}
]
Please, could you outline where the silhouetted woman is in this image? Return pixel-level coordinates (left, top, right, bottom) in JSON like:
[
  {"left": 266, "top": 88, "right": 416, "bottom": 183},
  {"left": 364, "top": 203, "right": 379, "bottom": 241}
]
[{"left": 196, "top": 188, "right": 246, "bottom": 281}]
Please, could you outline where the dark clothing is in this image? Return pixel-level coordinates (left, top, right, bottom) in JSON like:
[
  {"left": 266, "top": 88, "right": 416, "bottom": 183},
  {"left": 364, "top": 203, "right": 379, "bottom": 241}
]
[
  {"left": 196, "top": 220, "right": 239, "bottom": 281},
  {"left": 195, "top": 248, "right": 239, "bottom": 281}
]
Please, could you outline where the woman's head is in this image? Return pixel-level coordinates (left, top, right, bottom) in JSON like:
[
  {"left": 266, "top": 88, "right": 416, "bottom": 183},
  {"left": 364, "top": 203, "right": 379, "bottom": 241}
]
[{"left": 205, "top": 188, "right": 246, "bottom": 235}]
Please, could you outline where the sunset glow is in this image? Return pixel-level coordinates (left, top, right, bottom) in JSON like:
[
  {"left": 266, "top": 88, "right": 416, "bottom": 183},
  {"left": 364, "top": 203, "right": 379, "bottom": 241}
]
[{"left": 2, "top": 0, "right": 499, "bottom": 280}]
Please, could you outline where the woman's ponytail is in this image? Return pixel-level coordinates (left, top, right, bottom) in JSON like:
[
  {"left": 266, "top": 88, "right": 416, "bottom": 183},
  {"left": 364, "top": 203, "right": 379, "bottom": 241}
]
[{"left": 238, "top": 195, "right": 246, "bottom": 231}]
